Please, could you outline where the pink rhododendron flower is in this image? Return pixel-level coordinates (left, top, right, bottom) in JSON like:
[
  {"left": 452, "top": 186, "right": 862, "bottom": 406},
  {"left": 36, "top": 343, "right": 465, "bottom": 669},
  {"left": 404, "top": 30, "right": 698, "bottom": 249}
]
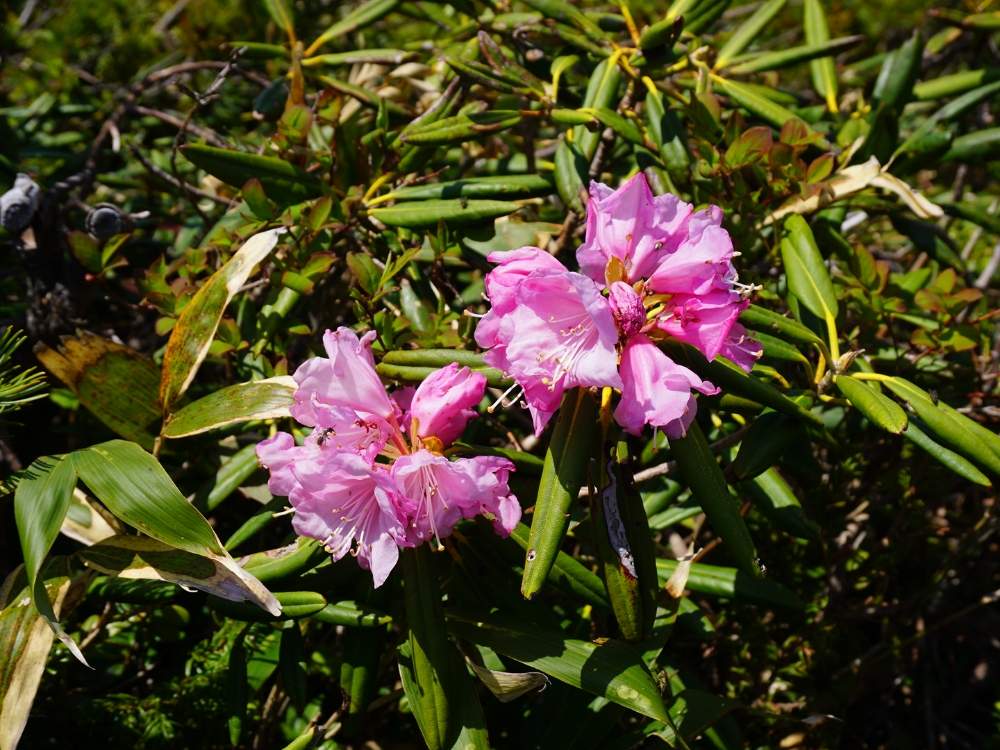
[
  {"left": 256, "top": 328, "right": 520, "bottom": 588},
  {"left": 475, "top": 173, "right": 761, "bottom": 437}
]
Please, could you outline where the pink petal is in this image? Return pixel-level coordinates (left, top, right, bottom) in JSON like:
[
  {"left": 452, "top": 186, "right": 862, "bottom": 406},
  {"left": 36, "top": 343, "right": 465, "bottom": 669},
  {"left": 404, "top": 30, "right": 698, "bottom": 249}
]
[
  {"left": 646, "top": 223, "right": 734, "bottom": 296},
  {"left": 292, "top": 327, "right": 394, "bottom": 424},
  {"left": 719, "top": 322, "right": 763, "bottom": 373},
  {"left": 654, "top": 290, "right": 745, "bottom": 362},
  {"left": 576, "top": 173, "right": 693, "bottom": 283},
  {"left": 410, "top": 364, "right": 486, "bottom": 446},
  {"left": 614, "top": 334, "right": 718, "bottom": 437},
  {"left": 391, "top": 450, "right": 471, "bottom": 545},
  {"left": 255, "top": 432, "right": 302, "bottom": 497},
  {"left": 608, "top": 281, "right": 646, "bottom": 339}
]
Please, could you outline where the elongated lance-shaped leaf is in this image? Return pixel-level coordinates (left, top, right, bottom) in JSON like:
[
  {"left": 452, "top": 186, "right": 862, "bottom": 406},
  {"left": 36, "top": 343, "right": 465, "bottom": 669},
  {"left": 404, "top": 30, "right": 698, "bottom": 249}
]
[
  {"left": 339, "top": 627, "right": 385, "bottom": 738},
  {"left": 671, "top": 422, "right": 761, "bottom": 576},
  {"left": 740, "top": 304, "right": 825, "bottom": 349},
  {"left": 369, "top": 199, "right": 518, "bottom": 228},
  {"left": 902, "top": 420, "right": 991, "bottom": 487},
  {"left": 160, "top": 229, "right": 283, "bottom": 413},
  {"left": 447, "top": 610, "right": 668, "bottom": 722},
  {"left": 181, "top": 144, "right": 322, "bottom": 205},
  {"left": 11, "top": 457, "right": 87, "bottom": 665},
  {"left": 401, "top": 110, "right": 523, "bottom": 145},
  {"left": 508, "top": 522, "right": 609, "bottom": 608},
  {"left": 590, "top": 441, "right": 657, "bottom": 642},
  {"left": 399, "top": 546, "right": 482, "bottom": 750},
  {"left": 711, "top": 75, "right": 831, "bottom": 149},
  {"left": 894, "top": 79, "right": 1000, "bottom": 159},
  {"left": 305, "top": 0, "right": 400, "bottom": 56},
  {"left": 71, "top": 440, "right": 280, "bottom": 615},
  {"left": 522, "top": 389, "right": 598, "bottom": 599},
  {"left": 715, "top": 0, "right": 786, "bottom": 68},
  {"left": 781, "top": 215, "right": 839, "bottom": 322},
  {"left": 730, "top": 412, "right": 799, "bottom": 481},
  {"left": 162, "top": 376, "right": 295, "bottom": 438},
  {"left": 376, "top": 363, "right": 508, "bottom": 389},
  {"left": 0, "top": 571, "right": 76, "bottom": 750},
  {"left": 263, "top": 0, "right": 295, "bottom": 43},
  {"left": 743, "top": 468, "right": 819, "bottom": 540},
  {"left": 803, "top": 0, "right": 838, "bottom": 112},
  {"left": 836, "top": 375, "right": 907, "bottom": 434},
  {"left": 381, "top": 175, "right": 552, "bottom": 202},
  {"left": 655, "top": 557, "right": 801, "bottom": 608},
  {"left": 883, "top": 378, "right": 1000, "bottom": 476},
  {"left": 727, "top": 36, "right": 864, "bottom": 75},
  {"left": 381, "top": 348, "right": 487, "bottom": 369},
  {"left": 913, "top": 68, "right": 1000, "bottom": 101}
]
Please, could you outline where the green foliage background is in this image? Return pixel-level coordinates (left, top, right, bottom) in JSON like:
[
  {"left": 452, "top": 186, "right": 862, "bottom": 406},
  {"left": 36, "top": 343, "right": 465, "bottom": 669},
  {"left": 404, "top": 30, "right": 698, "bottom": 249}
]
[{"left": 1, "top": 1, "right": 998, "bottom": 749}]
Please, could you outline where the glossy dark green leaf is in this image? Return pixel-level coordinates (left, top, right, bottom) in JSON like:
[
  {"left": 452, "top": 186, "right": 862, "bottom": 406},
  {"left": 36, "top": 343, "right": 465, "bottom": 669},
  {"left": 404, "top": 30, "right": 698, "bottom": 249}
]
[
  {"left": 781, "top": 215, "right": 839, "bottom": 322},
  {"left": 740, "top": 304, "right": 825, "bottom": 349},
  {"left": 730, "top": 412, "right": 798, "bottom": 480},
  {"left": 655, "top": 558, "right": 802, "bottom": 609},
  {"left": 369, "top": 199, "right": 518, "bottom": 228},
  {"left": 836, "top": 375, "right": 907, "bottom": 434},
  {"left": 727, "top": 36, "right": 864, "bottom": 75},
  {"left": 375, "top": 363, "right": 508, "bottom": 388},
  {"left": 522, "top": 389, "right": 597, "bottom": 598},
  {"left": 884, "top": 377, "right": 1000, "bottom": 476},
  {"left": 508, "top": 522, "right": 609, "bottom": 608},
  {"left": 902, "top": 420, "right": 991, "bottom": 487},
  {"left": 715, "top": 0, "right": 786, "bottom": 67},
  {"left": 383, "top": 175, "right": 552, "bottom": 202},
  {"left": 306, "top": 0, "right": 400, "bottom": 55},
  {"left": 447, "top": 611, "right": 669, "bottom": 722},
  {"left": 671, "top": 423, "right": 761, "bottom": 576},
  {"left": 743, "top": 468, "right": 819, "bottom": 540},
  {"left": 401, "top": 111, "right": 523, "bottom": 145},
  {"left": 181, "top": 144, "right": 322, "bottom": 205}
]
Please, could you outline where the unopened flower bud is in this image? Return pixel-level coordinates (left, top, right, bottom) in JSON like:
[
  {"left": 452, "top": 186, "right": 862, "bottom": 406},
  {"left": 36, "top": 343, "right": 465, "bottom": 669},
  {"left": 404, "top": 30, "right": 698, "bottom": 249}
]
[
  {"left": 0, "top": 173, "right": 41, "bottom": 234},
  {"left": 85, "top": 203, "right": 126, "bottom": 239}
]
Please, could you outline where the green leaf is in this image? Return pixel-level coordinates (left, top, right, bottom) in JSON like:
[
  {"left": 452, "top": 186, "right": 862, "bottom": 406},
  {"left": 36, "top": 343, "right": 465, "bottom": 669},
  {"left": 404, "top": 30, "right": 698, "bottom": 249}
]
[
  {"left": 182, "top": 144, "right": 322, "bottom": 205},
  {"left": 36, "top": 332, "right": 160, "bottom": 449},
  {"left": 591, "top": 443, "right": 657, "bottom": 642},
  {"left": 522, "top": 389, "right": 597, "bottom": 599},
  {"left": 670, "top": 423, "right": 761, "bottom": 576},
  {"left": 381, "top": 349, "right": 488, "bottom": 369},
  {"left": 314, "top": 600, "right": 393, "bottom": 627},
  {"left": 369, "top": 199, "right": 519, "bottom": 228},
  {"left": 655, "top": 558, "right": 802, "bottom": 609},
  {"left": 653, "top": 689, "right": 738, "bottom": 746},
  {"left": 382, "top": 175, "right": 552, "bottom": 202},
  {"left": 727, "top": 36, "right": 864, "bottom": 75},
  {"left": 163, "top": 376, "right": 295, "bottom": 438},
  {"left": 803, "top": 0, "right": 838, "bottom": 112},
  {"left": 196, "top": 444, "right": 261, "bottom": 512},
  {"left": 14, "top": 456, "right": 77, "bottom": 599},
  {"left": 871, "top": 32, "right": 923, "bottom": 110},
  {"left": 376, "top": 363, "right": 508, "bottom": 389},
  {"left": 883, "top": 378, "right": 1000, "bottom": 476},
  {"left": 836, "top": 375, "right": 907, "bottom": 434},
  {"left": 941, "top": 127, "right": 1000, "bottom": 163},
  {"left": 744, "top": 468, "right": 819, "bottom": 540},
  {"left": 399, "top": 546, "right": 477, "bottom": 750},
  {"left": 302, "top": 48, "right": 414, "bottom": 67},
  {"left": 401, "top": 110, "right": 523, "bottom": 145},
  {"left": 712, "top": 76, "right": 830, "bottom": 148},
  {"left": 160, "top": 229, "right": 282, "bottom": 413},
  {"left": 740, "top": 304, "right": 825, "bottom": 349},
  {"left": 715, "top": 0, "right": 786, "bottom": 67},
  {"left": 263, "top": 0, "right": 295, "bottom": 40},
  {"left": 913, "top": 68, "right": 1000, "bottom": 101},
  {"left": 781, "top": 215, "right": 839, "bottom": 321},
  {"left": 508, "top": 522, "right": 609, "bottom": 608},
  {"left": 306, "top": 0, "right": 401, "bottom": 56},
  {"left": 902, "top": 420, "right": 991, "bottom": 487},
  {"left": 447, "top": 610, "right": 668, "bottom": 722},
  {"left": 0, "top": 572, "right": 75, "bottom": 750},
  {"left": 338, "top": 626, "right": 384, "bottom": 737},
  {"left": 730, "top": 412, "right": 798, "bottom": 480},
  {"left": 894, "top": 79, "right": 1000, "bottom": 159},
  {"left": 72, "top": 440, "right": 280, "bottom": 615}
]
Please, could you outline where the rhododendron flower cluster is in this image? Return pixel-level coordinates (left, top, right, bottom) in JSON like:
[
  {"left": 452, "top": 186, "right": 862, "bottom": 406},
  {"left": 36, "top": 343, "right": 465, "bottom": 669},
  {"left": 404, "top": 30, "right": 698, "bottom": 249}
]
[
  {"left": 476, "top": 173, "right": 761, "bottom": 436},
  {"left": 256, "top": 327, "right": 520, "bottom": 587}
]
